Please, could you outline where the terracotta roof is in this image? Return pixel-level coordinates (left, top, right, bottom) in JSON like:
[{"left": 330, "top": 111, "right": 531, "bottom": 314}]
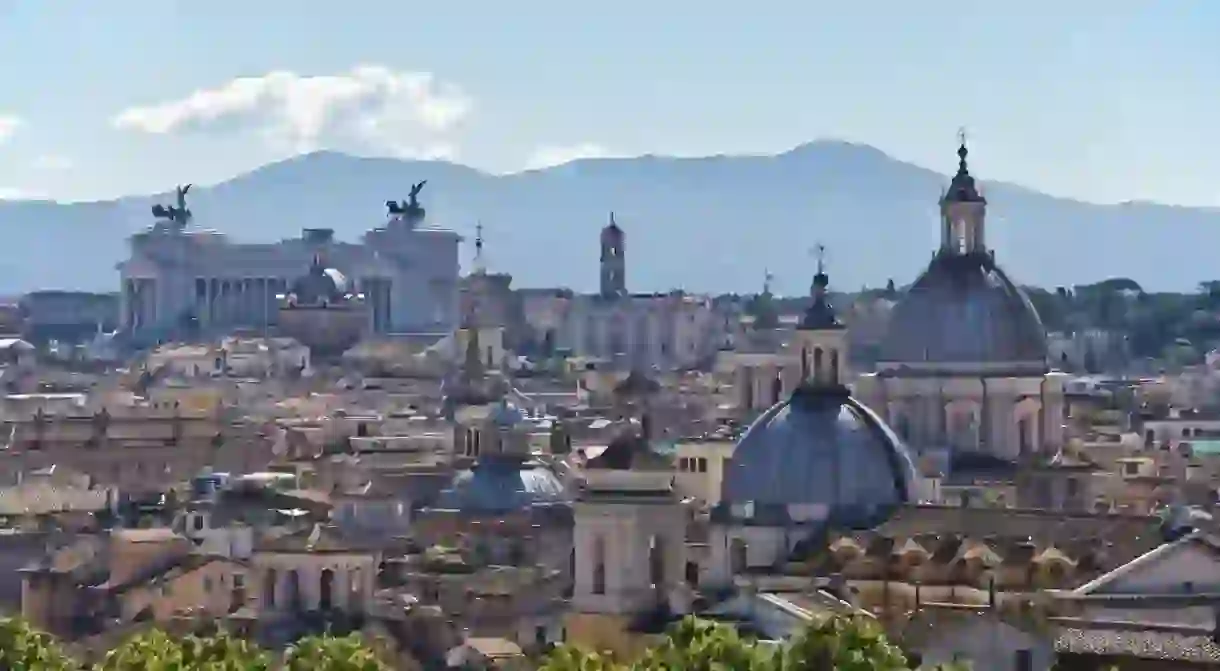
[{"left": 1053, "top": 619, "right": 1220, "bottom": 663}]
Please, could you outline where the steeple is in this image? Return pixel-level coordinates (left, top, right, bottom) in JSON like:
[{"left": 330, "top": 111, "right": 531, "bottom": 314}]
[
  {"left": 798, "top": 244, "right": 843, "bottom": 331},
  {"left": 940, "top": 129, "right": 988, "bottom": 256},
  {"left": 472, "top": 222, "right": 486, "bottom": 275},
  {"left": 599, "top": 212, "right": 626, "bottom": 298},
  {"left": 749, "top": 268, "right": 779, "bottom": 330},
  {"left": 461, "top": 290, "right": 484, "bottom": 381}
]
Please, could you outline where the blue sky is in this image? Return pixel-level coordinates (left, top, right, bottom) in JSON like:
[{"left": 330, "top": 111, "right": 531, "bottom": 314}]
[{"left": 0, "top": 0, "right": 1216, "bottom": 204}]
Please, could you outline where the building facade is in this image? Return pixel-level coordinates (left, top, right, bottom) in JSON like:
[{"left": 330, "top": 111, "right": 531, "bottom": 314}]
[
  {"left": 533, "top": 214, "right": 730, "bottom": 370},
  {"left": 118, "top": 186, "right": 460, "bottom": 340}
]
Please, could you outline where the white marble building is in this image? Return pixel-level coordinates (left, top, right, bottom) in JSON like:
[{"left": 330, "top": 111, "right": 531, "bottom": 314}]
[{"left": 118, "top": 186, "right": 460, "bottom": 340}]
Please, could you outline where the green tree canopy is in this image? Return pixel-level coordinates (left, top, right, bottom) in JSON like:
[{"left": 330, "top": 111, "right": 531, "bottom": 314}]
[
  {"left": 284, "top": 632, "right": 393, "bottom": 671},
  {"left": 541, "top": 614, "right": 967, "bottom": 671},
  {"left": 0, "top": 616, "right": 76, "bottom": 671}
]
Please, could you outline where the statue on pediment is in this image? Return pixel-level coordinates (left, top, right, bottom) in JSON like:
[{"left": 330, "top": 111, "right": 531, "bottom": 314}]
[
  {"left": 151, "top": 184, "right": 193, "bottom": 231},
  {"left": 386, "top": 180, "right": 428, "bottom": 221}
]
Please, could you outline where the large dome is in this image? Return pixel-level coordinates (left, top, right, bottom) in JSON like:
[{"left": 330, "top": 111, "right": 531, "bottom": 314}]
[
  {"left": 878, "top": 251, "right": 1047, "bottom": 368},
  {"left": 290, "top": 265, "right": 348, "bottom": 305},
  {"left": 721, "top": 386, "right": 918, "bottom": 520}
]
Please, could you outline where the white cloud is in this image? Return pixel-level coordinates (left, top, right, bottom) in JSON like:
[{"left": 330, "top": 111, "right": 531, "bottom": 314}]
[
  {"left": 32, "top": 155, "right": 73, "bottom": 171},
  {"left": 0, "top": 115, "right": 21, "bottom": 144},
  {"left": 524, "top": 143, "right": 615, "bottom": 170},
  {"left": 0, "top": 187, "right": 46, "bottom": 200},
  {"left": 111, "top": 65, "right": 472, "bottom": 156}
]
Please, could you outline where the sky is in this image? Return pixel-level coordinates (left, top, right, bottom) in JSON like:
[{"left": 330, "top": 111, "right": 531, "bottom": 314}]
[{"left": 0, "top": 0, "right": 1217, "bottom": 205}]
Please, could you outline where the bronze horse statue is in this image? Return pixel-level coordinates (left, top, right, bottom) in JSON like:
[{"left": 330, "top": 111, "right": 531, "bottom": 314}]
[
  {"left": 151, "top": 184, "right": 193, "bottom": 229},
  {"left": 386, "top": 180, "right": 428, "bottom": 217}
]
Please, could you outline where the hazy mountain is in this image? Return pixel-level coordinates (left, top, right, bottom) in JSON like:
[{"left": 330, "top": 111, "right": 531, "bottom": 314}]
[{"left": 1, "top": 141, "right": 1215, "bottom": 295}]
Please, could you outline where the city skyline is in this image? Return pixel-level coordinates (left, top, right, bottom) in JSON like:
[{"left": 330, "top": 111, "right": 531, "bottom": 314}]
[{"left": 0, "top": 1, "right": 1217, "bottom": 205}]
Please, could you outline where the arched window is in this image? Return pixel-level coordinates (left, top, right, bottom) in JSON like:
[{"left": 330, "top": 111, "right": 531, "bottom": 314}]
[
  {"left": 1018, "top": 417, "right": 1032, "bottom": 454},
  {"left": 349, "top": 568, "right": 363, "bottom": 612},
  {"left": 813, "top": 348, "right": 824, "bottom": 381},
  {"left": 263, "top": 568, "right": 277, "bottom": 609},
  {"left": 770, "top": 373, "right": 783, "bottom": 405},
  {"left": 286, "top": 569, "right": 301, "bottom": 611},
  {"left": 592, "top": 537, "right": 607, "bottom": 595},
  {"left": 319, "top": 568, "right": 335, "bottom": 610},
  {"left": 830, "top": 349, "right": 840, "bottom": 383},
  {"left": 800, "top": 347, "right": 810, "bottom": 379}
]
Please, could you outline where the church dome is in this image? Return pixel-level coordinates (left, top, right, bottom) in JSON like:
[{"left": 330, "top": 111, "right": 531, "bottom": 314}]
[
  {"left": 721, "top": 385, "right": 918, "bottom": 521},
  {"left": 289, "top": 256, "right": 349, "bottom": 306},
  {"left": 878, "top": 140, "right": 1048, "bottom": 369},
  {"left": 878, "top": 251, "right": 1047, "bottom": 367},
  {"left": 431, "top": 460, "right": 569, "bottom": 515}
]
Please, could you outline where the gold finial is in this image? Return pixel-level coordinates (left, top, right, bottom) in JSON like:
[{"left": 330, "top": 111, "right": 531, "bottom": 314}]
[{"left": 958, "top": 126, "right": 968, "bottom": 148}]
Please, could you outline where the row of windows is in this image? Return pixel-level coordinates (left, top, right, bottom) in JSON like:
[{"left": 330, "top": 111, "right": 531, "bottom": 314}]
[{"left": 677, "top": 456, "right": 709, "bottom": 473}]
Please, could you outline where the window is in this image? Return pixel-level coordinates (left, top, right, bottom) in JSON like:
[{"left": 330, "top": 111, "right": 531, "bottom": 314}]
[
  {"left": 193, "top": 515, "right": 205, "bottom": 532},
  {"left": 697, "top": 457, "right": 708, "bottom": 473},
  {"left": 1124, "top": 462, "right": 1139, "bottom": 476},
  {"left": 1014, "top": 649, "right": 1032, "bottom": 671},
  {"left": 203, "top": 576, "right": 213, "bottom": 593},
  {"left": 649, "top": 535, "right": 664, "bottom": 587},
  {"left": 592, "top": 537, "right": 607, "bottom": 595},
  {"left": 730, "top": 538, "right": 748, "bottom": 573}
]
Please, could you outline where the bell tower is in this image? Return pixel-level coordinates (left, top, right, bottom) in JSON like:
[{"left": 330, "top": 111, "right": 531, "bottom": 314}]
[
  {"left": 940, "top": 130, "right": 988, "bottom": 256},
  {"left": 599, "top": 212, "right": 626, "bottom": 298}
]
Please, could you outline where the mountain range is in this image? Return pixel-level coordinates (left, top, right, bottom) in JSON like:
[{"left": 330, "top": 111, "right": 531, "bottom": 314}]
[{"left": 1, "top": 141, "right": 1215, "bottom": 296}]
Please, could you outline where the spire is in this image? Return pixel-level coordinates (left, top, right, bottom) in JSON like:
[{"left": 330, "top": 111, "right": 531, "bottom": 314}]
[
  {"left": 944, "top": 128, "right": 984, "bottom": 204},
  {"left": 606, "top": 211, "right": 621, "bottom": 232},
  {"left": 473, "top": 222, "right": 486, "bottom": 274},
  {"left": 798, "top": 243, "right": 843, "bottom": 331},
  {"left": 748, "top": 268, "right": 779, "bottom": 330}
]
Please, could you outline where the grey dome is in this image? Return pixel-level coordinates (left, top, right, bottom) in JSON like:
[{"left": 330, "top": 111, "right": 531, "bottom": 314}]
[
  {"left": 878, "top": 251, "right": 1047, "bottom": 368},
  {"left": 722, "top": 386, "right": 918, "bottom": 514},
  {"left": 290, "top": 259, "right": 349, "bottom": 305},
  {"left": 431, "top": 460, "right": 568, "bottom": 515}
]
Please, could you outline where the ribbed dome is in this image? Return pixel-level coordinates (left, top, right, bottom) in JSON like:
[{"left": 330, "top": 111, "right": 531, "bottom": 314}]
[
  {"left": 878, "top": 251, "right": 1047, "bottom": 368},
  {"left": 721, "top": 386, "right": 918, "bottom": 514}
]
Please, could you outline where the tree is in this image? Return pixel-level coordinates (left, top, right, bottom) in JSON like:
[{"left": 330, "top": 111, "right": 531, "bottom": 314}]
[
  {"left": 635, "top": 616, "right": 772, "bottom": 671},
  {"left": 0, "top": 617, "right": 76, "bottom": 671},
  {"left": 96, "top": 628, "right": 270, "bottom": 671},
  {"left": 542, "top": 614, "right": 970, "bottom": 671},
  {"left": 283, "top": 633, "right": 392, "bottom": 671},
  {"left": 782, "top": 614, "right": 911, "bottom": 670}
]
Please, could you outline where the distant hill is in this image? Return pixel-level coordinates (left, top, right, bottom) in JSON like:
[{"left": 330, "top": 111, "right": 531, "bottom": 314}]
[{"left": 0, "top": 141, "right": 1215, "bottom": 295}]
